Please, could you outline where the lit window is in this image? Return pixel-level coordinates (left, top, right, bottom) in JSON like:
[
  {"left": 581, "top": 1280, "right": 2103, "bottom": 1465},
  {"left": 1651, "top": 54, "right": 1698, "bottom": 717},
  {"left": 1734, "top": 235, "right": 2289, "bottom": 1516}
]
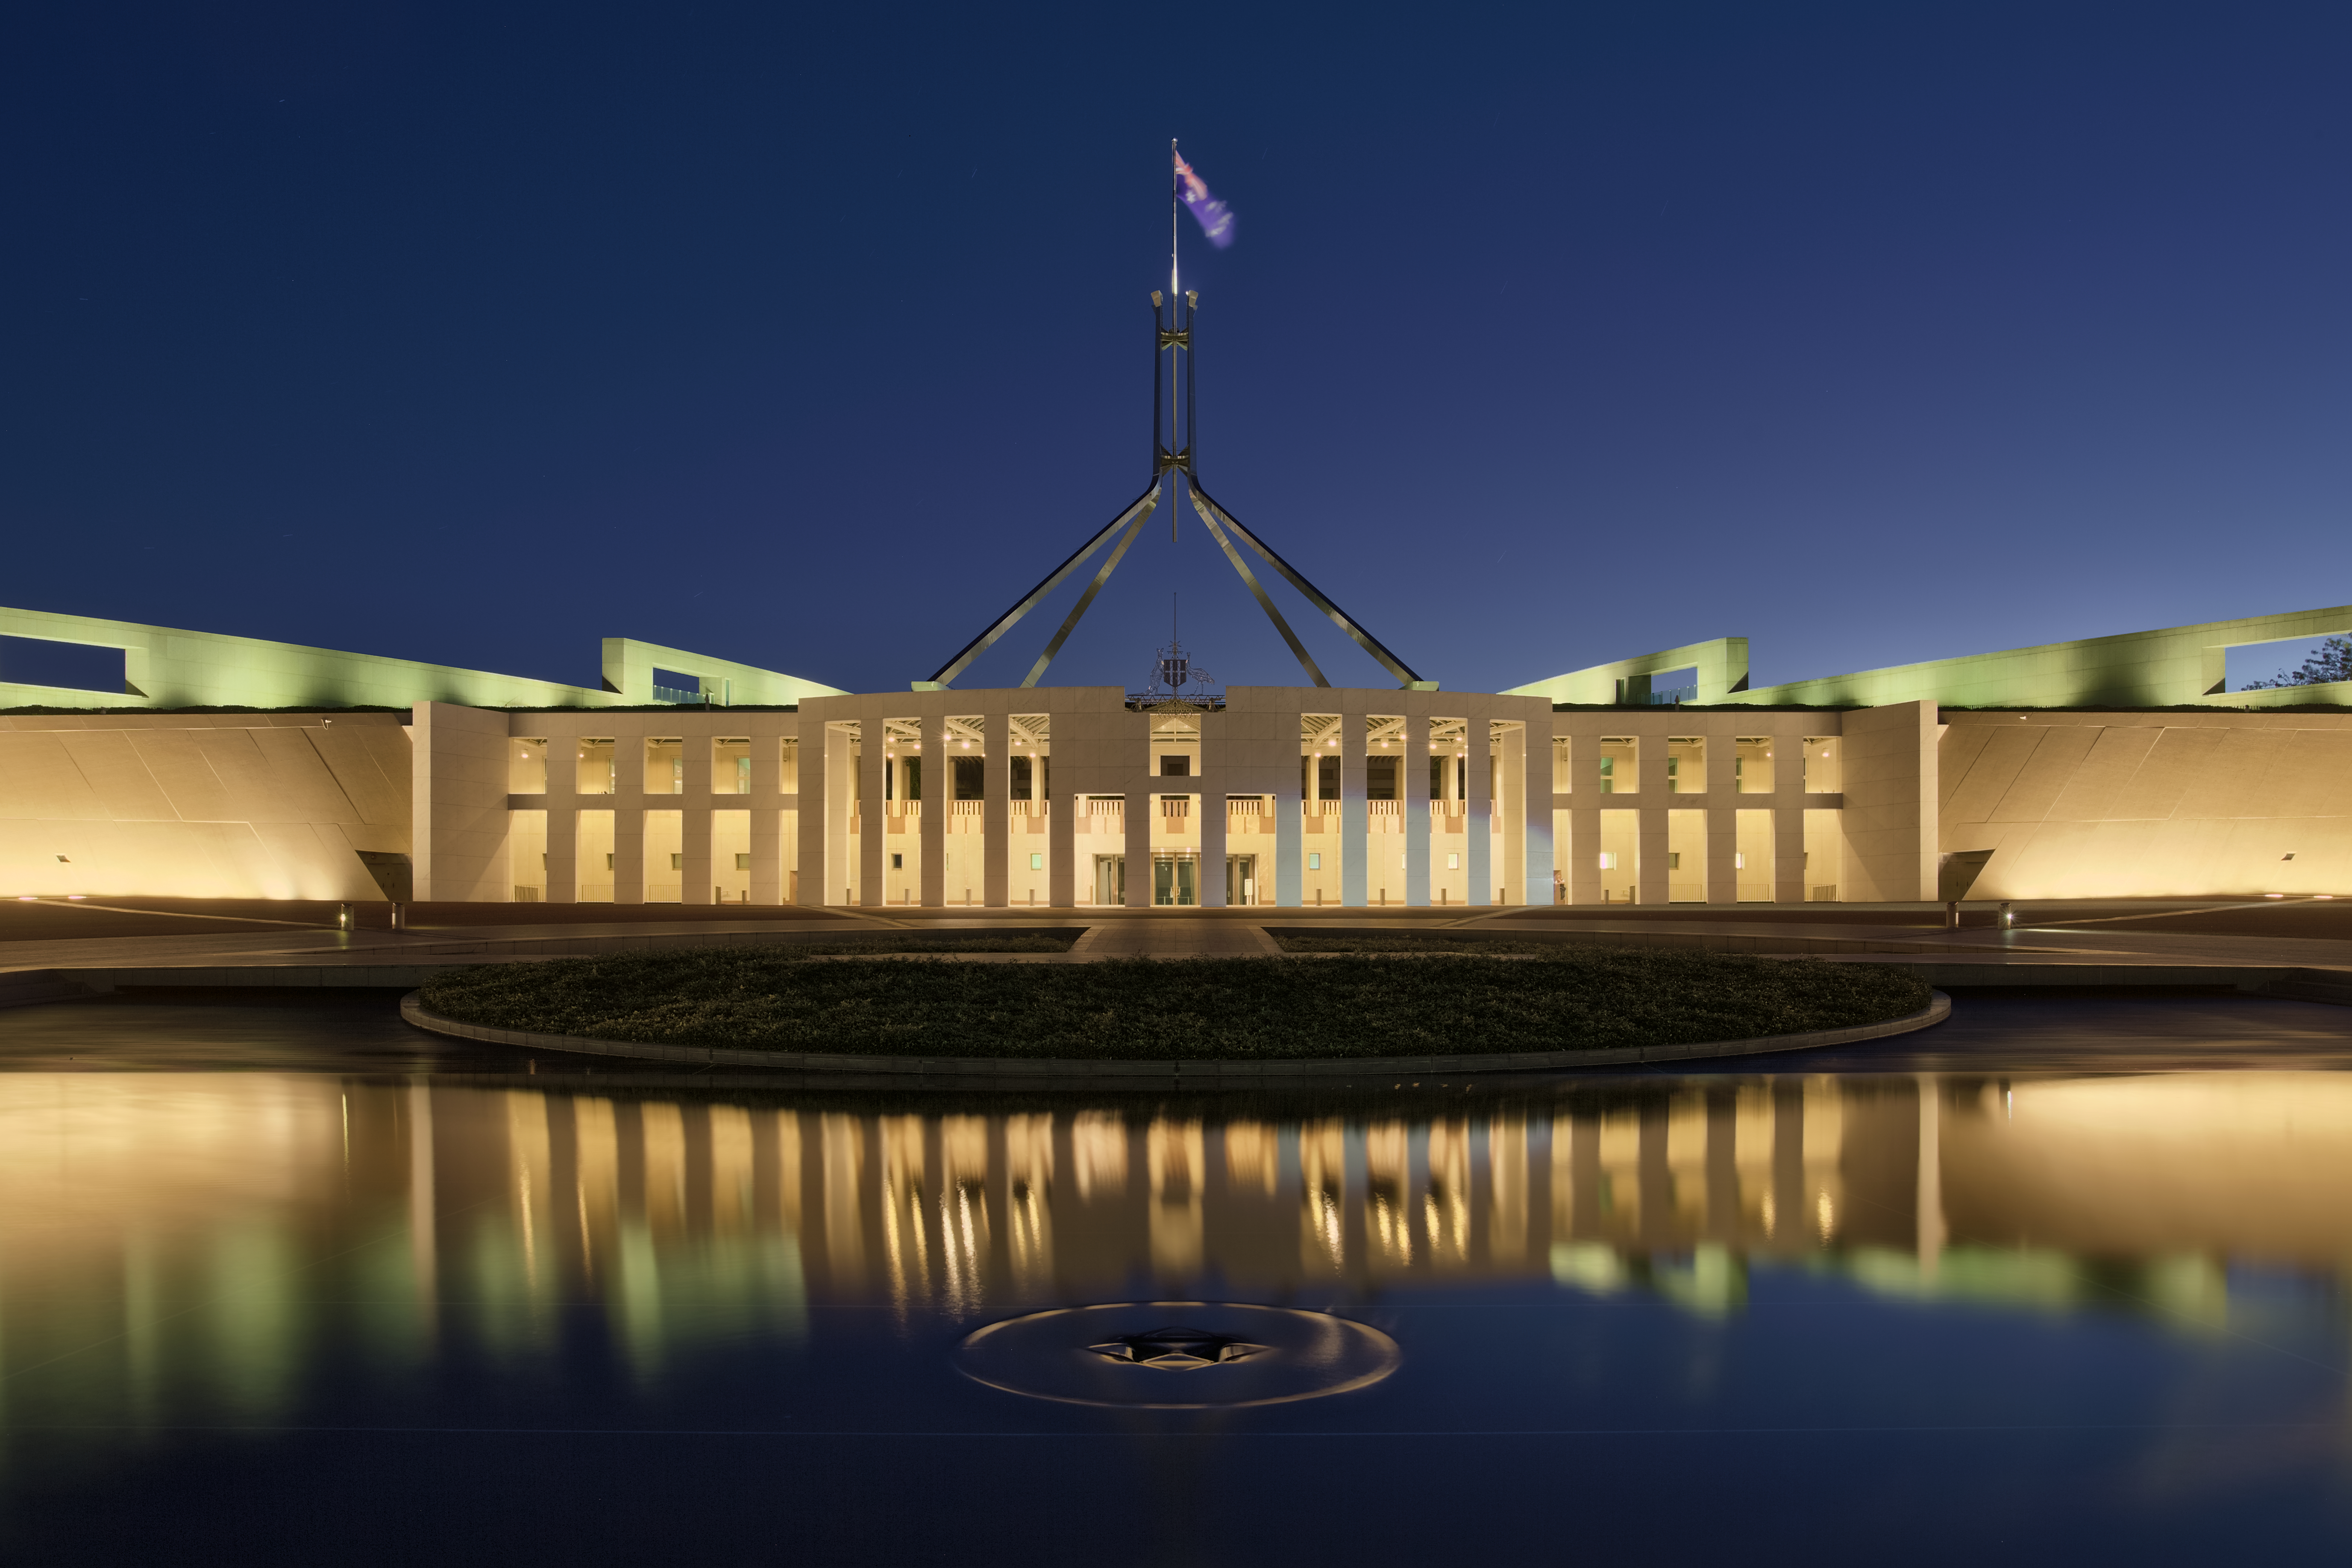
[
  {"left": 1308, "top": 852, "right": 1322, "bottom": 870},
  {"left": 1030, "top": 852, "right": 1043, "bottom": 870}
]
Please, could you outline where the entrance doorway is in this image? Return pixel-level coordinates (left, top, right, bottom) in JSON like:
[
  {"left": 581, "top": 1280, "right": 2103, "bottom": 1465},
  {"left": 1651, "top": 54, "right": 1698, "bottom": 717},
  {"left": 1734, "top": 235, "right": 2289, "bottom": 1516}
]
[
  {"left": 1225, "top": 854, "right": 1257, "bottom": 906},
  {"left": 1153, "top": 853, "right": 1198, "bottom": 906},
  {"left": 1094, "top": 855, "right": 1125, "bottom": 906}
]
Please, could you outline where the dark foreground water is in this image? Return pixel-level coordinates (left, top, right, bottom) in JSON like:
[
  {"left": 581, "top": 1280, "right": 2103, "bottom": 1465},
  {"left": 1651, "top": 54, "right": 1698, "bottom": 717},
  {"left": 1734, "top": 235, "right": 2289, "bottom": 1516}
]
[{"left": 2, "top": 993, "right": 2351, "bottom": 1564}]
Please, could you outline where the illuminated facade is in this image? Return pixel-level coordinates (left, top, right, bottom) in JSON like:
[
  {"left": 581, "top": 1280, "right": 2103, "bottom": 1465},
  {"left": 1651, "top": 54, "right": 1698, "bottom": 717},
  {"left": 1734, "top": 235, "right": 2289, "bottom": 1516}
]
[{"left": 4, "top": 600, "right": 2352, "bottom": 904}]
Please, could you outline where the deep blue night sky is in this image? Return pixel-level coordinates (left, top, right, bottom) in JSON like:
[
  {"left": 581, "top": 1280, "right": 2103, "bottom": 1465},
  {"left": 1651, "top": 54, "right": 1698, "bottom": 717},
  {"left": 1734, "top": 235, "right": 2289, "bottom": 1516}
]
[{"left": 7, "top": 2, "right": 2352, "bottom": 699}]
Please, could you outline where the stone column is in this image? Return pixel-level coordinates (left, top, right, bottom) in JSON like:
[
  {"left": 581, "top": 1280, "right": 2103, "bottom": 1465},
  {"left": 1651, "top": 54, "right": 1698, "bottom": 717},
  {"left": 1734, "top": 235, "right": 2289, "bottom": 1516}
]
[
  {"left": 1570, "top": 799, "right": 1600, "bottom": 905},
  {"left": 1499, "top": 721, "right": 1527, "bottom": 906},
  {"left": 984, "top": 706, "right": 1010, "bottom": 908},
  {"left": 1340, "top": 703, "right": 1367, "bottom": 907},
  {"left": 680, "top": 734, "right": 713, "bottom": 906},
  {"left": 1275, "top": 768, "right": 1303, "bottom": 907},
  {"left": 750, "top": 728, "right": 784, "bottom": 906},
  {"left": 857, "top": 711, "right": 886, "bottom": 909},
  {"left": 822, "top": 717, "right": 857, "bottom": 907},
  {"left": 1464, "top": 710, "right": 1492, "bottom": 907},
  {"left": 1637, "top": 805, "right": 1669, "bottom": 907},
  {"left": 410, "top": 702, "right": 512, "bottom": 902},
  {"left": 749, "top": 807, "right": 781, "bottom": 905},
  {"left": 1843, "top": 702, "right": 1938, "bottom": 902},
  {"left": 613, "top": 732, "right": 646, "bottom": 905},
  {"left": 681, "top": 807, "right": 714, "bottom": 905},
  {"left": 1199, "top": 708, "right": 1227, "bottom": 907},
  {"left": 1048, "top": 761, "right": 1076, "bottom": 907},
  {"left": 545, "top": 725, "right": 579, "bottom": 905},
  {"left": 1404, "top": 708, "right": 1430, "bottom": 906},
  {"left": 1124, "top": 783, "right": 1153, "bottom": 907},
  {"left": 920, "top": 716, "right": 948, "bottom": 907},
  {"left": 796, "top": 707, "right": 834, "bottom": 907},
  {"left": 1522, "top": 714, "right": 1552, "bottom": 908},
  {"left": 1774, "top": 721, "right": 1807, "bottom": 904},
  {"left": 1706, "top": 734, "right": 1738, "bottom": 905}
]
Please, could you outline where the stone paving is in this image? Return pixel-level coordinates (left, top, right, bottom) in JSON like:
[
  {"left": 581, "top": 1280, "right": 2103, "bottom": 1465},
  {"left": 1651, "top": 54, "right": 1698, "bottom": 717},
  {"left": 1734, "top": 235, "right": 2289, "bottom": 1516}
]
[{"left": 4, "top": 896, "right": 2352, "bottom": 999}]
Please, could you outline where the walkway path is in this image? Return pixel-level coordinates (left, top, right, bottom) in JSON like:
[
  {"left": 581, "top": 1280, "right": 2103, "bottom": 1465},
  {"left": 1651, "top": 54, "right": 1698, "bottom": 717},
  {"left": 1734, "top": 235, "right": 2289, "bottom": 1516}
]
[{"left": 4, "top": 897, "right": 2350, "bottom": 1002}]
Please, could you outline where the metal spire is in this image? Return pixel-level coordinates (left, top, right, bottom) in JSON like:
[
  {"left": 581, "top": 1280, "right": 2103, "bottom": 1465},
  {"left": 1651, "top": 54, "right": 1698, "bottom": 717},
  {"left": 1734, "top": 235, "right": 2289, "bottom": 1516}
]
[{"left": 916, "top": 147, "right": 1430, "bottom": 693}]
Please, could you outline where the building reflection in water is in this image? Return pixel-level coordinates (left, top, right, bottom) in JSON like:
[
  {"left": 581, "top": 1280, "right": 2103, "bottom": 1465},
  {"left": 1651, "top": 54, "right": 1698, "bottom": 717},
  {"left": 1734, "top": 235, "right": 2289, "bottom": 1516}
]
[{"left": 5, "top": 1070, "right": 2352, "bottom": 1433}]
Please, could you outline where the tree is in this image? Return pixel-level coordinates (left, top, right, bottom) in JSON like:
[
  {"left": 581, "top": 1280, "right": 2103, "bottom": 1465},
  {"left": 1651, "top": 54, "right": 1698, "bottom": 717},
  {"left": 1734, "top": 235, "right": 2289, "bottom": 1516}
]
[{"left": 2243, "top": 636, "right": 2352, "bottom": 690}]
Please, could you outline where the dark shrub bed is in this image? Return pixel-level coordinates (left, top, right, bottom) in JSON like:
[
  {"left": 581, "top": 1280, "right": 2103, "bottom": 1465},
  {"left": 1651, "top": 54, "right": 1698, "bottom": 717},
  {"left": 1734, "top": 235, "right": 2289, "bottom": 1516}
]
[{"left": 418, "top": 945, "right": 1932, "bottom": 1060}]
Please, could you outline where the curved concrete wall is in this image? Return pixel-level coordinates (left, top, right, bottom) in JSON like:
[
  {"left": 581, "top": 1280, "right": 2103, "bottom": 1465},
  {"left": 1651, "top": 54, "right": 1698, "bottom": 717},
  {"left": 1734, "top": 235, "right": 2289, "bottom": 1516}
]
[{"left": 0, "top": 711, "right": 412, "bottom": 899}]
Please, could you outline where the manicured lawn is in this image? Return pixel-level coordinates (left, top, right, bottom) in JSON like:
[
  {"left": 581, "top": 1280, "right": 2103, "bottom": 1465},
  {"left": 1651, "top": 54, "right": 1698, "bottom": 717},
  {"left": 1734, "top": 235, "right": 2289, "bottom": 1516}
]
[{"left": 418, "top": 944, "right": 1932, "bottom": 1060}]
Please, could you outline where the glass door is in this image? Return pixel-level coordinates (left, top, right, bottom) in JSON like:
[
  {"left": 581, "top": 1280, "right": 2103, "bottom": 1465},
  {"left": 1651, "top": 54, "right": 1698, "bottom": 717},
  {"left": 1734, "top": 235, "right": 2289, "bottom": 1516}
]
[{"left": 1152, "top": 854, "right": 1199, "bottom": 906}]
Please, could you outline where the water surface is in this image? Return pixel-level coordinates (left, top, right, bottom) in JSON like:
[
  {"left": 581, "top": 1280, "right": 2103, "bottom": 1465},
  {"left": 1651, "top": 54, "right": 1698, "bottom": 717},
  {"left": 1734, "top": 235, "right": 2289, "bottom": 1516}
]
[{"left": 1, "top": 994, "right": 2349, "bottom": 1563}]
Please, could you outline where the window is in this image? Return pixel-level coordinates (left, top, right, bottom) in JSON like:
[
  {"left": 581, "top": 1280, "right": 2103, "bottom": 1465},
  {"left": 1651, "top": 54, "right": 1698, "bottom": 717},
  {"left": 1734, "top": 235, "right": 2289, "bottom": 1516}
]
[
  {"left": 1308, "top": 852, "right": 1322, "bottom": 870},
  {"left": 510, "top": 738, "right": 548, "bottom": 793},
  {"left": 1598, "top": 737, "right": 1637, "bottom": 794},
  {"left": 1666, "top": 737, "right": 1703, "bottom": 793},
  {"left": 891, "top": 852, "right": 904, "bottom": 869},
  {"left": 669, "top": 854, "right": 684, "bottom": 870},
  {"left": 1666, "top": 852, "right": 1681, "bottom": 870},
  {"left": 1160, "top": 755, "right": 1191, "bottom": 777},
  {"left": 735, "top": 854, "right": 753, "bottom": 870},
  {"left": 714, "top": 738, "right": 751, "bottom": 794},
  {"left": 1599, "top": 852, "right": 1618, "bottom": 870},
  {"left": 1447, "top": 852, "right": 1459, "bottom": 869},
  {"left": 1030, "top": 852, "right": 1043, "bottom": 870},
  {"left": 644, "top": 738, "right": 683, "bottom": 794},
  {"left": 576, "top": 739, "right": 615, "bottom": 795},
  {"left": 652, "top": 667, "right": 705, "bottom": 704},
  {"left": 1804, "top": 737, "right": 1841, "bottom": 794}
]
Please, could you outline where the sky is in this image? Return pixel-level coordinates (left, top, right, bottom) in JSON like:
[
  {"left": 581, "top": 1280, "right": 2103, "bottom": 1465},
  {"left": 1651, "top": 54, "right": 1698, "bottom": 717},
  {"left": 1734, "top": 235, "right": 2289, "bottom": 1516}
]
[{"left": 6, "top": 1, "right": 2352, "bottom": 701}]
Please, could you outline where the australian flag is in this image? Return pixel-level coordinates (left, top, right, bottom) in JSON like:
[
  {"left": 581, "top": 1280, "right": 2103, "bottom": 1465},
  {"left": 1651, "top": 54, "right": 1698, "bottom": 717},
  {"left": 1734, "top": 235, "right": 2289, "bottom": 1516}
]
[{"left": 1175, "top": 147, "right": 1236, "bottom": 249}]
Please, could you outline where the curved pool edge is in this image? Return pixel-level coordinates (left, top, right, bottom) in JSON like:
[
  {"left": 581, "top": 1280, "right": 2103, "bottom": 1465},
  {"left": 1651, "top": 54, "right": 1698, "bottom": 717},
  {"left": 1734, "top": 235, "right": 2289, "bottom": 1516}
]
[{"left": 397, "top": 989, "right": 1951, "bottom": 1079}]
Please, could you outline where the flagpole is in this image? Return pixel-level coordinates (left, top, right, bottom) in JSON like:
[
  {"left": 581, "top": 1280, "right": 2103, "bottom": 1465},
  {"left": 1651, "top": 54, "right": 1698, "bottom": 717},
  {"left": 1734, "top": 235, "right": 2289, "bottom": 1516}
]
[
  {"left": 1169, "top": 139, "right": 1180, "bottom": 306},
  {"left": 1170, "top": 139, "right": 1180, "bottom": 541}
]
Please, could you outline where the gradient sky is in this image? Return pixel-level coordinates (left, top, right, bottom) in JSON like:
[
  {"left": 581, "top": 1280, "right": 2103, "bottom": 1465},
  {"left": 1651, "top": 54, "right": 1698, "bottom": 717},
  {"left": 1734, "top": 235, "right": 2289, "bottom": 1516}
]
[{"left": 7, "top": 2, "right": 2352, "bottom": 701}]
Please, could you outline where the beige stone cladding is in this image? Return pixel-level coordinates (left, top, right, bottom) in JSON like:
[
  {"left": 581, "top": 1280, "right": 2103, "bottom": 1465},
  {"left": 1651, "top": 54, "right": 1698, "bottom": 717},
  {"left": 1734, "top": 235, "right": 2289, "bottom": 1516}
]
[
  {"left": 782, "top": 686, "right": 1556, "bottom": 910},
  {"left": 1548, "top": 708, "right": 1852, "bottom": 904},
  {"left": 1940, "top": 710, "right": 2352, "bottom": 898},
  {"left": 0, "top": 710, "right": 413, "bottom": 899},
  {"left": 501, "top": 706, "right": 803, "bottom": 906},
  {"left": 792, "top": 688, "right": 1113, "bottom": 911}
]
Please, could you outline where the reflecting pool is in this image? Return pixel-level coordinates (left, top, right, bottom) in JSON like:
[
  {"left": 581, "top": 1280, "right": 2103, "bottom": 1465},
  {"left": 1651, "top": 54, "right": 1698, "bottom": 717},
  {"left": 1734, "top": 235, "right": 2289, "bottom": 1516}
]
[{"left": 3, "top": 998, "right": 2352, "bottom": 1562}]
